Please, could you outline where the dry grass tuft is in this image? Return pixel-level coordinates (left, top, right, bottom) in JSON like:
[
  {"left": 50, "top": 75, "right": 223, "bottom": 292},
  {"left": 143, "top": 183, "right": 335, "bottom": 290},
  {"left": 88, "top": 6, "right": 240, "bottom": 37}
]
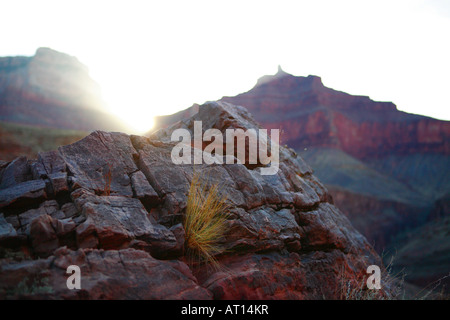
[{"left": 184, "top": 171, "right": 229, "bottom": 267}]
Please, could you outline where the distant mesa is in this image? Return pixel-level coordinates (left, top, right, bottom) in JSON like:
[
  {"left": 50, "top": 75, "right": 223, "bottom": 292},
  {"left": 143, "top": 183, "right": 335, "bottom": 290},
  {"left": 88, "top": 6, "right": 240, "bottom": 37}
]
[
  {"left": 0, "top": 48, "right": 128, "bottom": 132},
  {"left": 220, "top": 69, "right": 448, "bottom": 159},
  {"left": 152, "top": 67, "right": 449, "bottom": 159}
]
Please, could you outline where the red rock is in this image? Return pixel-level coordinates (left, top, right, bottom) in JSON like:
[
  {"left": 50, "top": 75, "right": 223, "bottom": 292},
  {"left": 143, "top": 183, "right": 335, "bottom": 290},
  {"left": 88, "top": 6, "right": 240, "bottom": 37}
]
[
  {"left": 0, "top": 214, "right": 17, "bottom": 239},
  {"left": 59, "top": 131, "right": 139, "bottom": 197},
  {"left": 0, "top": 180, "right": 47, "bottom": 212},
  {"left": 0, "top": 248, "right": 212, "bottom": 300},
  {"left": 130, "top": 170, "right": 160, "bottom": 209},
  {"left": 29, "top": 214, "right": 76, "bottom": 257},
  {"left": 0, "top": 156, "right": 31, "bottom": 189}
]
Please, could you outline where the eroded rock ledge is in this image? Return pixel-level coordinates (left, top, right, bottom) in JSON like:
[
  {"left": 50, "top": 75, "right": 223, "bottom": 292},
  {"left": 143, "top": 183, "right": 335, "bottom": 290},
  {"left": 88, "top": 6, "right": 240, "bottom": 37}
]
[{"left": 0, "top": 101, "right": 389, "bottom": 299}]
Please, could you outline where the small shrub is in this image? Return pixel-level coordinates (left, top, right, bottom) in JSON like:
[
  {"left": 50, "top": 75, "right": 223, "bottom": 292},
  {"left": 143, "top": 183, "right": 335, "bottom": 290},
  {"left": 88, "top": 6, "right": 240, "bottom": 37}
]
[{"left": 184, "top": 171, "right": 229, "bottom": 267}]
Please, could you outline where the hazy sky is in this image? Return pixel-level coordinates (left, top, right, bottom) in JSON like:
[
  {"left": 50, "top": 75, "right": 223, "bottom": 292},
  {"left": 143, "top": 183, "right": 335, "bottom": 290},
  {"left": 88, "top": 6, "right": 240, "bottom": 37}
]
[{"left": 1, "top": 0, "right": 449, "bottom": 133}]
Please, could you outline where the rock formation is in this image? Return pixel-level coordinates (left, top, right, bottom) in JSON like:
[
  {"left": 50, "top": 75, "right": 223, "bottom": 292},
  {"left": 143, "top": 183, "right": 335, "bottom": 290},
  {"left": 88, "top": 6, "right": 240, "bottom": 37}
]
[
  {"left": 0, "top": 102, "right": 393, "bottom": 299},
  {"left": 151, "top": 69, "right": 450, "bottom": 290}
]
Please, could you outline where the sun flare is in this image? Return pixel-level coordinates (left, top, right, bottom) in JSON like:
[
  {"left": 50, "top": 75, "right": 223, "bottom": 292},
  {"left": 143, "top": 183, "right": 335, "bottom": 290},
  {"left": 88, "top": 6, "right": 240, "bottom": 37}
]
[
  {"left": 111, "top": 108, "right": 155, "bottom": 134},
  {"left": 101, "top": 84, "right": 156, "bottom": 134}
]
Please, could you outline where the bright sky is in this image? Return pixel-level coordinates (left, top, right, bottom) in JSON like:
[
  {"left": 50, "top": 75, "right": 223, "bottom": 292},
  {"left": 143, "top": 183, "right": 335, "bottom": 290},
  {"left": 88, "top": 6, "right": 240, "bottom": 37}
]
[{"left": 1, "top": 0, "right": 449, "bottom": 133}]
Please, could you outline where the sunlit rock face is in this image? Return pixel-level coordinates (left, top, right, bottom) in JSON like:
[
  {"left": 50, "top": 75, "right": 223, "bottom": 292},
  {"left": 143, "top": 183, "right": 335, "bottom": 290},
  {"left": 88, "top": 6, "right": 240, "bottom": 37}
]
[
  {"left": 0, "top": 48, "right": 127, "bottom": 132},
  {"left": 0, "top": 102, "right": 395, "bottom": 300}
]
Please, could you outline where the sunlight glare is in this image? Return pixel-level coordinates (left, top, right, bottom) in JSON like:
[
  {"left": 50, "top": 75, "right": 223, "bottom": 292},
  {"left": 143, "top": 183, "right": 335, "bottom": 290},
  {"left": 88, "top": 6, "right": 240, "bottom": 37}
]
[{"left": 102, "top": 86, "right": 155, "bottom": 134}]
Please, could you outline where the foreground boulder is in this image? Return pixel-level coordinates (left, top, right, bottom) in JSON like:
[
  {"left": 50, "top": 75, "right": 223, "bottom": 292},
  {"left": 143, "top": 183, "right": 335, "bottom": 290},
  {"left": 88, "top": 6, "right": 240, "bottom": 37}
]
[
  {"left": 0, "top": 101, "right": 394, "bottom": 299},
  {"left": 0, "top": 247, "right": 211, "bottom": 300}
]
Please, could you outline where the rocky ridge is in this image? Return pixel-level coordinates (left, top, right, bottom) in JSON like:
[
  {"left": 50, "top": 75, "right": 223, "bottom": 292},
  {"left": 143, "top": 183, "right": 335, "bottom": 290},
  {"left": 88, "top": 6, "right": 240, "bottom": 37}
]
[{"left": 0, "top": 102, "right": 391, "bottom": 299}]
